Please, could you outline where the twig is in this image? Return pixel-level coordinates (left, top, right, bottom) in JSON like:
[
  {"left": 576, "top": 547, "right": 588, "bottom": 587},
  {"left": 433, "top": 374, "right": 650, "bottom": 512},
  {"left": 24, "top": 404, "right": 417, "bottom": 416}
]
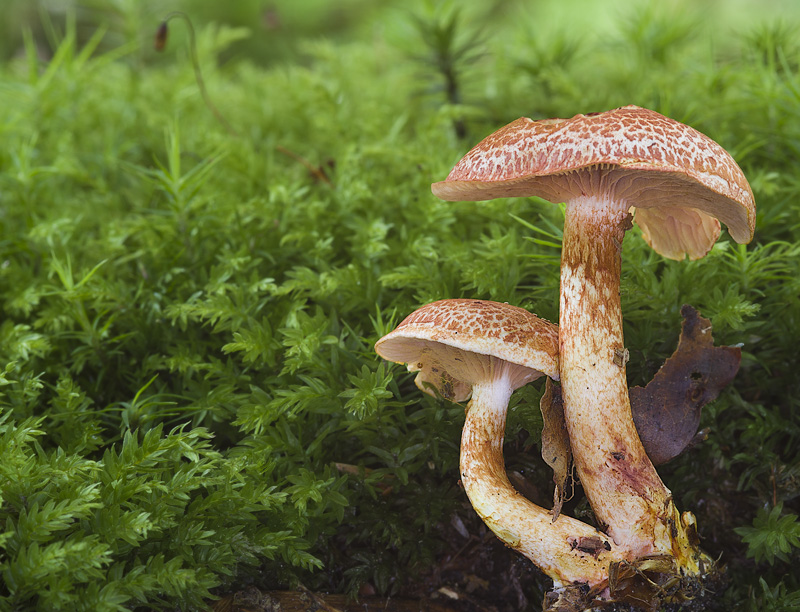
[
  {"left": 154, "top": 13, "right": 332, "bottom": 186},
  {"left": 156, "top": 12, "right": 239, "bottom": 138}
]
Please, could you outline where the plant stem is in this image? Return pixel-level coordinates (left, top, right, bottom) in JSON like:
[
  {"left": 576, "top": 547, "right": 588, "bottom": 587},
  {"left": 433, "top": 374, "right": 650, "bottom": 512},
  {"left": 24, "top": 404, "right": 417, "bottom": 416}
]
[{"left": 158, "top": 11, "right": 239, "bottom": 138}]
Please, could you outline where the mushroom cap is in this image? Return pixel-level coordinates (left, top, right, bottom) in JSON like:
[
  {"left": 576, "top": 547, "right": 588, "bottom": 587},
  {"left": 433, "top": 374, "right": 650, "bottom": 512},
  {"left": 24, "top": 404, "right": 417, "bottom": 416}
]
[
  {"left": 375, "top": 299, "right": 559, "bottom": 402},
  {"left": 431, "top": 105, "right": 756, "bottom": 260}
]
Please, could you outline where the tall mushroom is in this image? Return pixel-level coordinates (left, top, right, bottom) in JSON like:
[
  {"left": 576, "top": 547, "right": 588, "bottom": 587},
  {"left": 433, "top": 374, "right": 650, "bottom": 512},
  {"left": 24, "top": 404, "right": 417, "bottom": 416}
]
[
  {"left": 375, "top": 299, "right": 626, "bottom": 587},
  {"left": 431, "top": 106, "right": 755, "bottom": 573}
]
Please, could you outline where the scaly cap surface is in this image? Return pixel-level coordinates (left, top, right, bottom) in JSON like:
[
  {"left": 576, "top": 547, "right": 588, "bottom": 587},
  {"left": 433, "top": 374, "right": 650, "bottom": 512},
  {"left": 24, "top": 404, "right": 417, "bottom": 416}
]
[
  {"left": 375, "top": 299, "right": 559, "bottom": 401},
  {"left": 432, "top": 106, "right": 756, "bottom": 259}
]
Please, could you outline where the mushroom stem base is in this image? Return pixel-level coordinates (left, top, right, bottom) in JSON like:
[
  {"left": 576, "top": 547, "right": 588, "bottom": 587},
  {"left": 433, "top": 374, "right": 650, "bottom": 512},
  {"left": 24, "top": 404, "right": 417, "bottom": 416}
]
[{"left": 544, "top": 553, "right": 723, "bottom": 612}]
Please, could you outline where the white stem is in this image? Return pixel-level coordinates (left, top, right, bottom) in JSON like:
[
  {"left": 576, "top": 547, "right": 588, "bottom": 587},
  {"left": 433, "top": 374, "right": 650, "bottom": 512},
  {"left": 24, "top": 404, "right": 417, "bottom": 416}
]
[{"left": 459, "top": 364, "right": 625, "bottom": 587}]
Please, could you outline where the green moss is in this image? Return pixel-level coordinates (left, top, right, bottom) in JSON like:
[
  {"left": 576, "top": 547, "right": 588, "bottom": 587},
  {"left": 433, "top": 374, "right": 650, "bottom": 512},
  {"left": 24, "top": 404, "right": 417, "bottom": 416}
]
[{"left": 0, "top": 1, "right": 799, "bottom": 610}]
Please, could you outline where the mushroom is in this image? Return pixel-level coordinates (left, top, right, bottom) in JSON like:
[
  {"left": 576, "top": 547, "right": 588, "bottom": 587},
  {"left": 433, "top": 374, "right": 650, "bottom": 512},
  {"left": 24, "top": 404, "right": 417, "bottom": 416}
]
[
  {"left": 431, "top": 106, "right": 755, "bottom": 572},
  {"left": 375, "top": 298, "right": 625, "bottom": 587}
]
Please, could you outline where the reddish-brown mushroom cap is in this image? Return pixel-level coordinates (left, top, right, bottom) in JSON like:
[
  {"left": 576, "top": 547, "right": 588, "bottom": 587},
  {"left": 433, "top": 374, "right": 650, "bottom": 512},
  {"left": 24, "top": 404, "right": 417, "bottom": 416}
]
[
  {"left": 375, "top": 299, "right": 559, "bottom": 401},
  {"left": 431, "top": 105, "right": 756, "bottom": 259}
]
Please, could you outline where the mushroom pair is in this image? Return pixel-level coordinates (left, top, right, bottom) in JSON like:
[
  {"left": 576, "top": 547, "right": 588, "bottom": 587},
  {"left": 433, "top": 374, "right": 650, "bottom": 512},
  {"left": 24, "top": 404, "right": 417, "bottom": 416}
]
[{"left": 375, "top": 106, "right": 755, "bottom": 603}]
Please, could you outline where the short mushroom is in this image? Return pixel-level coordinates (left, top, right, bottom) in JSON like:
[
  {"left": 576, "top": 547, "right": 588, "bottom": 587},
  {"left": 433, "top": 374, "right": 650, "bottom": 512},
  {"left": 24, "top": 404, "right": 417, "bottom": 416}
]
[
  {"left": 375, "top": 298, "right": 625, "bottom": 587},
  {"left": 431, "top": 106, "right": 755, "bottom": 572}
]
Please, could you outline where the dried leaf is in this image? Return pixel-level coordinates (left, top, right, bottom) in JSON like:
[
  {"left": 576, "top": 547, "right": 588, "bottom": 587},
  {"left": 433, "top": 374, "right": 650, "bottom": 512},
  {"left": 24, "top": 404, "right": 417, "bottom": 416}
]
[
  {"left": 605, "top": 554, "right": 682, "bottom": 611},
  {"left": 630, "top": 305, "right": 741, "bottom": 465},
  {"left": 539, "top": 378, "right": 572, "bottom": 521},
  {"left": 568, "top": 535, "right": 612, "bottom": 557},
  {"left": 543, "top": 583, "right": 590, "bottom": 612}
]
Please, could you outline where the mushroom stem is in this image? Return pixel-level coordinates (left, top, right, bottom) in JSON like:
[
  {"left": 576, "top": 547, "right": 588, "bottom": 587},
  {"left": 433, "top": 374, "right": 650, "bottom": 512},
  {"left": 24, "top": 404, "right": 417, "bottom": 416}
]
[
  {"left": 558, "top": 195, "right": 704, "bottom": 571},
  {"left": 460, "top": 360, "right": 625, "bottom": 587}
]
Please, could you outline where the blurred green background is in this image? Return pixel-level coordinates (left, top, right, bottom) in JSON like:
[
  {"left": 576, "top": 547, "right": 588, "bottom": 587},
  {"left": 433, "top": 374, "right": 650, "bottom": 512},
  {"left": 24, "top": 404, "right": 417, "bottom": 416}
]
[
  {"left": 2, "top": 0, "right": 800, "bottom": 610},
  {"left": 4, "top": 0, "right": 800, "bottom": 67}
]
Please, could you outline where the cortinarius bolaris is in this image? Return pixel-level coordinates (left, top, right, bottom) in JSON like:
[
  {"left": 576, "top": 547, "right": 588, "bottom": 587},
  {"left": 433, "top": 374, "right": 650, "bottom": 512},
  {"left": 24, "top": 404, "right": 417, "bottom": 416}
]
[
  {"left": 375, "top": 299, "right": 626, "bottom": 587},
  {"left": 431, "top": 106, "right": 755, "bottom": 590}
]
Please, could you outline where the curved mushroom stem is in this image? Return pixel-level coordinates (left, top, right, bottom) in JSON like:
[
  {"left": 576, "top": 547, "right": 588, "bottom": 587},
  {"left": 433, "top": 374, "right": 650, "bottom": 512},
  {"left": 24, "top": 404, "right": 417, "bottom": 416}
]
[
  {"left": 558, "top": 195, "right": 708, "bottom": 573},
  {"left": 460, "top": 361, "right": 626, "bottom": 587}
]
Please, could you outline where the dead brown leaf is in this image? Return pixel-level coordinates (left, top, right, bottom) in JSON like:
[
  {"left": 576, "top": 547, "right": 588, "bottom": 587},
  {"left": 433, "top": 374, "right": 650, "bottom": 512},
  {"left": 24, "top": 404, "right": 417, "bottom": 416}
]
[
  {"left": 539, "top": 378, "right": 572, "bottom": 521},
  {"left": 630, "top": 305, "right": 741, "bottom": 465}
]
